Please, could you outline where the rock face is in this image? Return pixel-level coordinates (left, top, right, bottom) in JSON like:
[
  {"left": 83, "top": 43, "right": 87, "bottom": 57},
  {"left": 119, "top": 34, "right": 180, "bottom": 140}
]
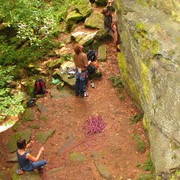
[{"left": 116, "top": 0, "right": 180, "bottom": 177}]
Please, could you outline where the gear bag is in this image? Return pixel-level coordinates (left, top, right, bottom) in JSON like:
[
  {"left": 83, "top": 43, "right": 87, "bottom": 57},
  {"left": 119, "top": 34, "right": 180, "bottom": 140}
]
[
  {"left": 33, "top": 79, "right": 46, "bottom": 95},
  {"left": 86, "top": 50, "right": 97, "bottom": 61}
]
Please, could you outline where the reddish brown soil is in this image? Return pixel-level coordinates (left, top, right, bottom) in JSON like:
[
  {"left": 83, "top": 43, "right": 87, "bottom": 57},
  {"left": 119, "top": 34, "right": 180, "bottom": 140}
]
[{"left": 0, "top": 41, "right": 149, "bottom": 179}]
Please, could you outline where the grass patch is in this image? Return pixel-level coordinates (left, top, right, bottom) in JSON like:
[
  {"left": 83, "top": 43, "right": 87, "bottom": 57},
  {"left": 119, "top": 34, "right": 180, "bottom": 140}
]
[
  {"left": 132, "top": 133, "right": 145, "bottom": 153},
  {"left": 130, "top": 113, "right": 143, "bottom": 125},
  {"left": 108, "top": 75, "right": 124, "bottom": 100},
  {"left": 142, "top": 154, "right": 155, "bottom": 172},
  {"left": 137, "top": 173, "right": 154, "bottom": 180},
  {"left": 136, "top": 154, "right": 155, "bottom": 180}
]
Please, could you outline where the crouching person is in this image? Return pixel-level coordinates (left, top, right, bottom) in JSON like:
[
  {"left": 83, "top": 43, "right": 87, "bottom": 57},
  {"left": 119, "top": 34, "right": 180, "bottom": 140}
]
[{"left": 16, "top": 138, "right": 47, "bottom": 174}]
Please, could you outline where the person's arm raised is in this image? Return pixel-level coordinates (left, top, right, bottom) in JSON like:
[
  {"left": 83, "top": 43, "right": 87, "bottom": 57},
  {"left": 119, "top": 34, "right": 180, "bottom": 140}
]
[
  {"left": 26, "top": 147, "right": 44, "bottom": 162},
  {"left": 26, "top": 140, "right": 34, "bottom": 149}
]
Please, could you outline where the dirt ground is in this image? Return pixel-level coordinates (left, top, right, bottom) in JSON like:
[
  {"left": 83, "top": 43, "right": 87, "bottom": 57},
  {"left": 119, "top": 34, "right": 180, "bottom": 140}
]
[{"left": 0, "top": 40, "right": 150, "bottom": 180}]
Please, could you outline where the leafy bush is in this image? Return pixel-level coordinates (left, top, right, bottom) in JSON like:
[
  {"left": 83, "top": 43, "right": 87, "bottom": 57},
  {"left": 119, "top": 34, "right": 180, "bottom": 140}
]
[
  {"left": 0, "top": 0, "right": 72, "bottom": 67},
  {"left": 0, "top": 66, "right": 25, "bottom": 122}
]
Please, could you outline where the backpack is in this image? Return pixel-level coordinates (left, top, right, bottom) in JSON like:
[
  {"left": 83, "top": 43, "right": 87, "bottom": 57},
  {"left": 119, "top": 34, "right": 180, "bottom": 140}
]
[
  {"left": 26, "top": 98, "right": 36, "bottom": 107},
  {"left": 86, "top": 50, "right": 97, "bottom": 62},
  {"left": 33, "top": 79, "right": 46, "bottom": 95}
]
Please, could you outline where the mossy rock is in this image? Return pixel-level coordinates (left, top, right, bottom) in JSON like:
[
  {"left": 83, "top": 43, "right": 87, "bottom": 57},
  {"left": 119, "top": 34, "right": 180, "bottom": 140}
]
[
  {"left": 35, "top": 128, "right": 55, "bottom": 144},
  {"left": 28, "top": 124, "right": 40, "bottom": 129},
  {"left": 69, "top": 152, "right": 87, "bottom": 161},
  {"left": 75, "top": 0, "right": 92, "bottom": 18},
  {"left": 84, "top": 12, "right": 104, "bottom": 29},
  {"left": 7, "top": 129, "right": 31, "bottom": 153},
  {"left": 66, "top": 11, "right": 83, "bottom": 24},
  {"left": 46, "top": 59, "right": 64, "bottom": 69},
  {"left": 11, "top": 164, "right": 40, "bottom": 180},
  {"left": 94, "top": 28, "right": 109, "bottom": 41},
  {"left": 39, "top": 115, "right": 47, "bottom": 121},
  {"left": 21, "top": 108, "right": 35, "bottom": 122},
  {"left": 95, "top": 163, "right": 112, "bottom": 179},
  {"left": 98, "top": 45, "right": 107, "bottom": 62},
  {"left": 7, "top": 152, "right": 17, "bottom": 162}
]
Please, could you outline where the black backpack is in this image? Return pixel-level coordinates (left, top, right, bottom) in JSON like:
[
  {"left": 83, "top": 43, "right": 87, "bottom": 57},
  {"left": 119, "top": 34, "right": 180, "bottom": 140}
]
[
  {"left": 33, "top": 79, "right": 46, "bottom": 95},
  {"left": 86, "top": 50, "right": 97, "bottom": 62},
  {"left": 26, "top": 98, "right": 36, "bottom": 107}
]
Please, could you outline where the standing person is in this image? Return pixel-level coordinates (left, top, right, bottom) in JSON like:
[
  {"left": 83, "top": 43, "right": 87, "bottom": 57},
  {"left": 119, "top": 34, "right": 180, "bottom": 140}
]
[
  {"left": 102, "top": 0, "right": 118, "bottom": 46},
  {"left": 16, "top": 138, "right": 47, "bottom": 174},
  {"left": 73, "top": 43, "right": 89, "bottom": 97}
]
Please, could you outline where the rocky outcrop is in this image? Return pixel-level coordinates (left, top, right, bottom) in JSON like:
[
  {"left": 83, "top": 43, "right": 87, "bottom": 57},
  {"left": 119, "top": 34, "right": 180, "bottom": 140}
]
[
  {"left": 116, "top": 0, "right": 180, "bottom": 177},
  {"left": 84, "top": 12, "right": 104, "bottom": 29},
  {"left": 71, "top": 30, "right": 98, "bottom": 46},
  {"left": 65, "top": 0, "right": 92, "bottom": 31}
]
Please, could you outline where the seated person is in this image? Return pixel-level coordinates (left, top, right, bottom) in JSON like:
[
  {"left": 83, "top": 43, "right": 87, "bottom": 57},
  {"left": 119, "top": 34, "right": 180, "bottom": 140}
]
[
  {"left": 102, "top": 0, "right": 118, "bottom": 46},
  {"left": 86, "top": 50, "right": 99, "bottom": 75},
  {"left": 16, "top": 138, "right": 47, "bottom": 174}
]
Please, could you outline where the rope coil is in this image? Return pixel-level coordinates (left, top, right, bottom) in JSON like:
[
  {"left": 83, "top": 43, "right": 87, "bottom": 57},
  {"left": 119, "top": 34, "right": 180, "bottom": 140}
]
[{"left": 82, "top": 115, "right": 106, "bottom": 137}]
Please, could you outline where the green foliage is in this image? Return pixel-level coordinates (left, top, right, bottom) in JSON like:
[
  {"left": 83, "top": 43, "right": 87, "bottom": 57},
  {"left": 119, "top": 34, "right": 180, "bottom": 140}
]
[
  {"left": 130, "top": 113, "right": 144, "bottom": 125},
  {"left": 108, "top": 75, "right": 124, "bottom": 91},
  {"left": 170, "top": 170, "right": 180, "bottom": 180},
  {"left": 108, "top": 75, "right": 125, "bottom": 101},
  {"left": 0, "top": 66, "right": 25, "bottom": 122},
  {"left": 136, "top": 154, "right": 155, "bottom": 180},
  {"left": 108, "top": 75, "right": 124, "bottom": 88},
  {"left": 61, "top": 54, "right": 73, "bottom": 61},
  {"left": 137, "top": 173, "right": 154, "bottom": 180},
  {"left": 0, "top": 0, "right": 58, "bottom": 45},
  {"left": 142, "top": 154, "right": 155, "bottom": 172},
  {"left": 0, "top": 0, "right": 72, "bottom": 67},
  {"left": 0, "top": 65, "right": 15, "bottom": 87},
  {"left": 132, "top": 133, "right": 145, "bottom": 153}
]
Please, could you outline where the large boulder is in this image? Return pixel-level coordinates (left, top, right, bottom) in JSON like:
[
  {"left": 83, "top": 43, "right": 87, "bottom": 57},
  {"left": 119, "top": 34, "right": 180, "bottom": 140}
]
[
  {"left": 35, "top": 128, "right": 55, "bottom": 144},
  {"left": 84, "top": 12, "right": 104, "bottom": 29},
  {"left": 66, "top": 11, "right": 83, "bottom": 25},
  {"left": 21, "top": 108, "right": 35, "bottom": 122},
  {"left": 71, "top": 30, "right": 98, "bottom": 46},
  {"left": 75, "top": 0, "right": 92, "bottom": 18},
  {"left": 65, "top": 0, "right": 92, "bottom": 26},
  {"left": 116, "top": 0, "right": 180, "bottom": 177}
]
